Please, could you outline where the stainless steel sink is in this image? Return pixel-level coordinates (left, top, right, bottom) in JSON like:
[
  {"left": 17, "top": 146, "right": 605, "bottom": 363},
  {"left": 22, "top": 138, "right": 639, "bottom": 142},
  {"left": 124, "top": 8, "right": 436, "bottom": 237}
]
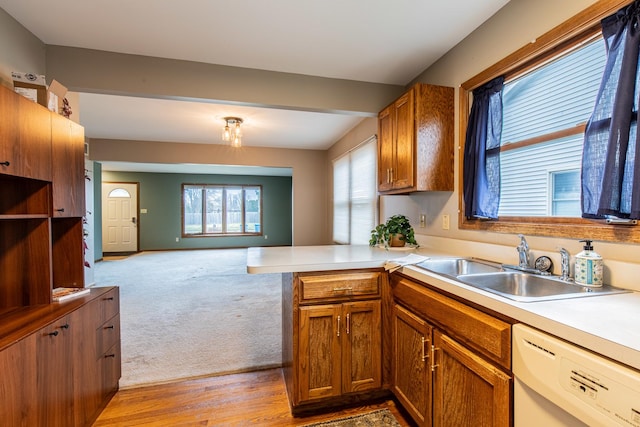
[
  {"left": 456, "top": 271, "right": 630, "bottom": 302},
  {"left": 416, "top": 257, "right": 503, "bottom": 277}
]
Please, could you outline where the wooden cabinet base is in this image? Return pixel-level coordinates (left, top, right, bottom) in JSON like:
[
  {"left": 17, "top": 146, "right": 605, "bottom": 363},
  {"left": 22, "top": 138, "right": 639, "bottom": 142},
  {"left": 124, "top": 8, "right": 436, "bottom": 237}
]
[{"left": 290, "top": 389, "right": 393, "bottom": 417}]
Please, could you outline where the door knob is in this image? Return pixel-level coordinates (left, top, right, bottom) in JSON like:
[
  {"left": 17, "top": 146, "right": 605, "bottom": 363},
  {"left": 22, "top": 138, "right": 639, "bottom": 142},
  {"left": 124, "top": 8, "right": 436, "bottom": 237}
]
[{"left": 132, "top": 217, "right": 137, "bottom": 225}]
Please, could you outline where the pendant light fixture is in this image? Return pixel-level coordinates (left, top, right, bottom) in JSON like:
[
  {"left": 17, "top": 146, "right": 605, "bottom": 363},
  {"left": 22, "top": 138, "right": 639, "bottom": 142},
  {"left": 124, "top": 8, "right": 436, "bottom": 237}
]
[{"left": 222, "top": 117, "right": 243, "bottom": 147}]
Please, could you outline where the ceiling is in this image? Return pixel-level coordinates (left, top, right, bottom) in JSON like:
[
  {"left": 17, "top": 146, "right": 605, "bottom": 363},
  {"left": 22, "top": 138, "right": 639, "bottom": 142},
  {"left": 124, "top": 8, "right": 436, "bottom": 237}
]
[{"left": 1, "top": 0, "right": 510, "bottom": 174}]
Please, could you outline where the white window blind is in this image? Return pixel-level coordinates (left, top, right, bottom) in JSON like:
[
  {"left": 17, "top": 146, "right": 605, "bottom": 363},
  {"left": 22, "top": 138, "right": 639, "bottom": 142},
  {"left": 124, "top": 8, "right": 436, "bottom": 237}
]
[{"left": 333, "top": 137, "right": 377, "bottom": 245}]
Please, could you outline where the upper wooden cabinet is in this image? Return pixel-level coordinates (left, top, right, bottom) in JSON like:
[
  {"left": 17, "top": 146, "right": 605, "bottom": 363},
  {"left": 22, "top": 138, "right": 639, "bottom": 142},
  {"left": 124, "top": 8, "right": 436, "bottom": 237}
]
[
  {"left": 377, "top": 83, "right": 454, "bottom": 194},
  {"left": 0, "top": 85, "right": 52, "bottom": 182},
  {"left": 51, "top": 113, "right": 86, "bottom": 217}
]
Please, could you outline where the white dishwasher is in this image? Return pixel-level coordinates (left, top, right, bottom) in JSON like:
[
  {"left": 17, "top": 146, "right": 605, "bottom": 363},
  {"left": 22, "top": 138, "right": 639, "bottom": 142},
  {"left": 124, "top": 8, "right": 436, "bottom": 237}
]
[{"left": 512, "top": 324, "right": 640, "bottom": 426}]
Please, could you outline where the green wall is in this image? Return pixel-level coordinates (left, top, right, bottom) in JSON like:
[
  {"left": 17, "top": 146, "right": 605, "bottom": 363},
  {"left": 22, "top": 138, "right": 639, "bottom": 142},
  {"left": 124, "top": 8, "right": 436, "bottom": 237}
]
[{"left": 100, "top": 169, "right": 292, "bottom": 251}]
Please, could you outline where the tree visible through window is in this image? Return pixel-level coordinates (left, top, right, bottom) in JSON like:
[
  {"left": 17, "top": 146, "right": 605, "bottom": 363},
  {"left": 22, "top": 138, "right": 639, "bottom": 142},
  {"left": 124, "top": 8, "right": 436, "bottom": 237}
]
[{"left": 182, "top": 184, "right": 262, "bottom": 236}]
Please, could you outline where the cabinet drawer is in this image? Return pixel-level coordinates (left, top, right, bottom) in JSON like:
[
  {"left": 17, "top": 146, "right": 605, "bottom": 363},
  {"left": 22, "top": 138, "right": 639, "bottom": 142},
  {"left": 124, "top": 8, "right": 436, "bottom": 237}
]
[
  {"left": 99, "top": 288, "right": 119, "bottom": 324},
  {"left": 392, "top": 275, "right": 511, "bottom": 369},
  {"left": 97, "top": 314, "right": 120, "bottom": 356},
  {"left": 299, "top": 271, "right": 381, "bottom": 302}
]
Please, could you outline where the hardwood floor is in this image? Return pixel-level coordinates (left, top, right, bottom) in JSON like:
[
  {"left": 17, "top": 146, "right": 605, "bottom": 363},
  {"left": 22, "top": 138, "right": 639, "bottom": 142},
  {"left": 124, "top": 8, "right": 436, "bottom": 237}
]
[{"left": 93, "top": 368, "right": 414, "bottom": 426}]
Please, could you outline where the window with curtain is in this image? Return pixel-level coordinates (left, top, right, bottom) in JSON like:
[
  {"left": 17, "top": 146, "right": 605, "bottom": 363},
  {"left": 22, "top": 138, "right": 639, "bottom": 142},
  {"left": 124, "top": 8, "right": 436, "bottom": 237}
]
[
  {"left": 333, "top": 137, "right": 377, "bottom": 245},
  {"left": 582, "top": 0, "right": 640, "bottom": 220},
  {"left": 460, "top": 0, "right": 640, "bottom": 243}
]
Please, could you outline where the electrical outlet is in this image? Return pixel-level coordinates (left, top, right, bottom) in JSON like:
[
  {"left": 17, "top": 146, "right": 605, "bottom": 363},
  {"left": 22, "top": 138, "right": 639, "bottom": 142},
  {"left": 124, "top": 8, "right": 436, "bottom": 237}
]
[
  {"left": 419, "top": 214, "right": 426, "bottom": 228},
  {"left": 175, "top": 237, "right": 179, "bottom": 242},
  {"left": 264, "top": 235, "right": 268, "bottom": 239},
  {"left": 442, "top": 214, "right": 450, "bottom": 230}
]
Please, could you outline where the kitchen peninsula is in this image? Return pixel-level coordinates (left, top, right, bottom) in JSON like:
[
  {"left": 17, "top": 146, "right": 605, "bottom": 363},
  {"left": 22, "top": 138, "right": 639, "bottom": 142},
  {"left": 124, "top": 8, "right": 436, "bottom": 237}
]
[{"left": 247, "top": 244, "right": 640, "bottom": 420}]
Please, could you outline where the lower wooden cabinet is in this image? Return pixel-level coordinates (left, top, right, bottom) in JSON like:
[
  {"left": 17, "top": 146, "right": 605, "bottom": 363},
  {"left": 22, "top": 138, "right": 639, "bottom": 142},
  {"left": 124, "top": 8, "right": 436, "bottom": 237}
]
[
  {"left": 284, "top": 269, "right": 385, "bottom": 413},
  {"left": 393, "top": 304, "right": 432, "bottom": 426},
  {"left": 391, "top": 274, "right": 513, "bottom": 427},
  {"left": 298, "top": 301, "right": 381, "bottom": 402},
  {"left": 0, "top": 287, "right": 121, "bottom": 427}
]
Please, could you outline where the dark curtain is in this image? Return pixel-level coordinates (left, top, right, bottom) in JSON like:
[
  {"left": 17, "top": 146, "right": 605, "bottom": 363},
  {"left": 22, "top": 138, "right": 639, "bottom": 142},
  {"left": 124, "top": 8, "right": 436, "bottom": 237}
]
[
  {"left": 582, "top": 1, "right": 640, "bottom": 219},
  {"left": 463, "top": 76, "right": 504, "bottom": 219}
]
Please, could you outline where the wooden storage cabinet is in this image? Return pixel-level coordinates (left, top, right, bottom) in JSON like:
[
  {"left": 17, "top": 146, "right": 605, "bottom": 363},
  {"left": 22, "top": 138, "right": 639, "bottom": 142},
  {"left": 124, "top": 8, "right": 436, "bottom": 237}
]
[
  {"left": 0, "top": 288, "right": 121, "bottom": 427},
  {"left": 51, "top": 113, "right": 85, "bottom": 217},
  {"left": 0, "top": 86, "right": 118, "bottom": 425},
  {"left": 391, "top": 274, "right": 512, "bottom": 427},
  {"left": 285, "top": 269, "right": 384, "bottom": 413},
  {"left": 377, "top": 83, "right": 454, "bottom": 194},
  {"left": 0, "top": 83, "right": 86, "bottom": 312},
  {"left": 0, "top": 85, "right": 52, "bottom": 182}
]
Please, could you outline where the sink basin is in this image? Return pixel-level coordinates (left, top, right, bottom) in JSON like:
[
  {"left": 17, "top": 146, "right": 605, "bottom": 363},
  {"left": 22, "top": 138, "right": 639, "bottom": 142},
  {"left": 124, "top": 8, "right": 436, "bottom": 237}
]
[
  {"left": 417, "top": 257, "right": 502, "bottom": 277},
  {"left": 457, "top": 271, "right": 630, "bottom": 302}
]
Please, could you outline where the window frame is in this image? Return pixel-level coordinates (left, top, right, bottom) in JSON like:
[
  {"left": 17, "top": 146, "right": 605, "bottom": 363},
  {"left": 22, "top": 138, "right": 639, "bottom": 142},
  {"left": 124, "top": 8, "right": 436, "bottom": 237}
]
[
  {"left": 458, "top": 0, "right": 640, "bottom": 243},
  {"left": 181, "top": 183, "right": 263, "bottom": 237}
]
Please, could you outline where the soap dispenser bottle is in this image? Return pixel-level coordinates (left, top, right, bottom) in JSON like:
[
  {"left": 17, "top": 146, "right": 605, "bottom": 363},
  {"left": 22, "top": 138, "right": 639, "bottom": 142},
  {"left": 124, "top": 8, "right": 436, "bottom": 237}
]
[{"left": 574, "top": 239, "right": 603, "bottom": 287}]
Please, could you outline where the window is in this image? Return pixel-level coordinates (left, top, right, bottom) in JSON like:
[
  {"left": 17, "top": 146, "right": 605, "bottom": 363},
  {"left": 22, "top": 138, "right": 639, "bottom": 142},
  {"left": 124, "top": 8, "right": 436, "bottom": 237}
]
[
  {"left": 460, "top": 0, "right": 640, "bottom": 243},
  {"left": 550, "top": 170, "right": 581, "bottom": 216},
  {"left": 182, "top": 184, "right": 261, "bottom": 236},
  {"left": 333, "top": 137, "right": 377, "bottom": 245},
  {"left": 498, "top": 37, "right": 605, "bottom": 217}
]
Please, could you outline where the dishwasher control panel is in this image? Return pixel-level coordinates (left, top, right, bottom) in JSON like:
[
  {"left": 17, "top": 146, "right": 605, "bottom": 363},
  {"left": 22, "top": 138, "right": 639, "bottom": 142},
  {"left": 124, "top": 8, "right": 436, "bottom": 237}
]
[{"left": 513, "top": 324, "right": 640, "bottom": 427}]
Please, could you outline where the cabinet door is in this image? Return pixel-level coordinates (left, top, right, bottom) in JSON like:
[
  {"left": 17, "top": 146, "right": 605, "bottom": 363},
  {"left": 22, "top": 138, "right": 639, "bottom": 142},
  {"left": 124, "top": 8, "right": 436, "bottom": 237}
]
[
  {"left": 51, "top": 114, "right": 85, "bottom": 217},
  {"left": 432, "top": 331, "right": 511, "bottom": 427},
  {"left": 72, "top": 303, "right": 102, "bottom": 426},
  {"left": 17, "top": 92, "right": 52, "bottom": 181},
  {"left": 0, "top": 334, "right": 37, "bottom": 427},
  {"left": 392, "top": 90, "right": 415, "bottom": 190},
  {"left": 392, "top": 304, "right": 432, "bottom": 427},
  {"left": 0, "top": 85, "right": 19, "bottom": 176},
  {"left": 298, "top": 304, "right": 342, "bottom": 402},
  {"left": 342, "top": 300, "right": 381, "bottom": 394},
  {"left": 37, "top": 317, "right": 75, "bottom": 427},
  {"left": 378, "top": 105, "right": 394, "bottom": 192}
]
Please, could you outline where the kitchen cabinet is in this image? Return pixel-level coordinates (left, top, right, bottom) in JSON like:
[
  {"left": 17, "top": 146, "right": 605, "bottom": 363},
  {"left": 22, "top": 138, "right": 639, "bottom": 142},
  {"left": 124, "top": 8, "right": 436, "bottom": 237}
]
[
  {"left": 391, "top": 274, "right": 512, "bottom": 427},
  {"left": 377, "top": 83, "right": 454, "bottom": 194},
  {"left": 283, "top": 269, "right": 385, "bottom": 413},
  {"left": 299, "top": 300, "right": 381, "bottom": 401}
]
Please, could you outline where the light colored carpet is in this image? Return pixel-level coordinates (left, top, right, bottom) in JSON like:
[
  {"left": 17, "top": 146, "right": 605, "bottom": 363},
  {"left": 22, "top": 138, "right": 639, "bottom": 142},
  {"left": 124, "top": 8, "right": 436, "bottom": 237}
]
[{"left": 94, "top": 249, "right": 282, "bottom": 388}]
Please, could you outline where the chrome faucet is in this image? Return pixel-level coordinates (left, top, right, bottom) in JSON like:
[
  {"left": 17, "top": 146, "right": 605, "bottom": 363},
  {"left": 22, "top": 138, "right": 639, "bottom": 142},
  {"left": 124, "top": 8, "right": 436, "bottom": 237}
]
[
  {"left": 516, "top": 234, "right": 530, "bottom": 268},
  {"left": 559, "top": 247, "right": 571, "bottom": 281}
]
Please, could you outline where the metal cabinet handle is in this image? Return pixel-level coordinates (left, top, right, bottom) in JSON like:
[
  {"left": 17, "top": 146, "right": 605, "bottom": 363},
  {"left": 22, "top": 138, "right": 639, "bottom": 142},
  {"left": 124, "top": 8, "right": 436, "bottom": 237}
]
[
  {"left": 431, "top": 345, "right": 440, "bottom": 372},
  {"left": 49, "top": 330, "right": 59, "bottom": 337},
  {"left": 421, "top": 337, "right": 429, "bottom": 362},
  {"left": 60, "top": 323, "right": 69, "bottom": 329},
  {"left": 337, "top": 315, "right": 341, "bottom": 337},
  {"left": 332, "top": 287, "right": 353, "bottom": 293},
  {"left": 346, "top": 313, "right": 350, "bottom": 335},
  {"left": 105, "top": 354, "right": 116, "bottom": 358},
  {"left": 55, "top": 208, "right": 65, "bottom": 213},
  {"left": 105, "top": 325, "right": 115, "bottom": 330},
  {"left": 104, "top": 297, "right": 114, "bottom": 301},
  {"left": 0, "top": 161, "right": 9, "bottom": 167}
]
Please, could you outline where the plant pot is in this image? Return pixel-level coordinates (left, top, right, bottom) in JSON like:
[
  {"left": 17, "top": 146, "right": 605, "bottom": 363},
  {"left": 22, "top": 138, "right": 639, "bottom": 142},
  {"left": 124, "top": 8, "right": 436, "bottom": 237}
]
[{"left": 389, "top": 233, "right": 406, "bottom": 247}]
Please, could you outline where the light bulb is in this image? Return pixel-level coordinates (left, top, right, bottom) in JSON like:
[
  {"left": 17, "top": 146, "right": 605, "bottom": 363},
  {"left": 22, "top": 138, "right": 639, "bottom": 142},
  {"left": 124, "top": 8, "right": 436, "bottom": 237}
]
[{"left": 222, "top": 124, "right": 231, "bottom": 141}]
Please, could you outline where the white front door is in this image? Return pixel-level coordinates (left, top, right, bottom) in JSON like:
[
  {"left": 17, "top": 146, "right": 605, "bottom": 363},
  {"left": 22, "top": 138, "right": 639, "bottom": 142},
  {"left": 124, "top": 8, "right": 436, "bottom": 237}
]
[{"left": 102, "top": 182, "right": 138, "bottom": 253}]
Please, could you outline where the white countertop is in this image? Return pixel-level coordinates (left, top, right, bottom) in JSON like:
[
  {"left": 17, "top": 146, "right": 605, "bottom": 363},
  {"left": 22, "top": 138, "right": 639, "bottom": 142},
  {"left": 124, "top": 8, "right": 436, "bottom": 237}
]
[{"left": 247, "top": 245, "right": 640, "bottom": 371}]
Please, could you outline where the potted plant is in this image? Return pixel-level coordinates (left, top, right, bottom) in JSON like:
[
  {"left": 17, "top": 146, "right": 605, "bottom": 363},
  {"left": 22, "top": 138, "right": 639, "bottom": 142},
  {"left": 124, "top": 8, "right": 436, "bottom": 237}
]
[{"left": 369, "top": 214, "right": 418, "bottom": 248}]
